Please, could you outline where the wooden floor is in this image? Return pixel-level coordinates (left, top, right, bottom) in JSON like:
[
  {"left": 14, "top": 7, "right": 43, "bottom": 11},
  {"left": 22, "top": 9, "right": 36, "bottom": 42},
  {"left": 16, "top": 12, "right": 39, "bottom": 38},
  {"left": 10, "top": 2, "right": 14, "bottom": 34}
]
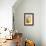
[{"left": 0, "top": 39, "right": 16, "bottom": 46}]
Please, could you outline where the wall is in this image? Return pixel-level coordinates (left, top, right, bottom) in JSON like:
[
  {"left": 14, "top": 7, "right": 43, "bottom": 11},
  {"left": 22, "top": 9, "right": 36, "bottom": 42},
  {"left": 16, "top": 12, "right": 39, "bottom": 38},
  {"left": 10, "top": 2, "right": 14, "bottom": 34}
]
[
  {"left": 41, "top": 0, "right": 46, "bottom": 46},
  {"left": 13, "top": 0, "right": 41, "bottom": 46},
  {"left": 0, "top": 0, "right": 16, "bottom": 30}
]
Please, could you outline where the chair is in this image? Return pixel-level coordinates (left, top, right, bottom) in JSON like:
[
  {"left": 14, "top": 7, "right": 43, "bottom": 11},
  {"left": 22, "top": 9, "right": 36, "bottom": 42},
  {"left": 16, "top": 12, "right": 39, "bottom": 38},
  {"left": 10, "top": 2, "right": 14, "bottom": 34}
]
[
  {"left": 25, "top": 40, "right": 35, "bottom": 46},
  {"left": 14, "top": 33, "right": 23, "bottom": 46}
]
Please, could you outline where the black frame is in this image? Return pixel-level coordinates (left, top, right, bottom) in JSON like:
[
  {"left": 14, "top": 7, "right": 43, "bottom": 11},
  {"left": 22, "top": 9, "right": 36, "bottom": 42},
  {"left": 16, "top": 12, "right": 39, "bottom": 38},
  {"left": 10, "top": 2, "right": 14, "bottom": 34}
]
[{"left": 24, "top": 13, "right": 34, "bottom": 26}]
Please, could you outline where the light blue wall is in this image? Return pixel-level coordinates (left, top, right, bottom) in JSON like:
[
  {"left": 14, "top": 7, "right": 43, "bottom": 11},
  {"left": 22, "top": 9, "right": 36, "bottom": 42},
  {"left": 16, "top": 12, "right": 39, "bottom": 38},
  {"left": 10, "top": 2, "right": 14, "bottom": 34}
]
[
  {"left": 41, "top": 0, "right": 46, "bottom": 46},
  {"left": 13, "top": 0, "right": 41, "bottom": 46}
]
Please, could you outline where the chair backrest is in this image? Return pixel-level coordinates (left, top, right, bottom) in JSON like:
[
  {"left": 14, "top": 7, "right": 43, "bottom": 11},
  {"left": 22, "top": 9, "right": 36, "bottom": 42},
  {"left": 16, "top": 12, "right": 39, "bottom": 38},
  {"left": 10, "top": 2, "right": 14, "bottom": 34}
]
[
  {"left": 15, "top": 33, "right": 23, "bottom": 46},
  {"left": 25, "top": 40, "right": 35, "bottom": 46}
]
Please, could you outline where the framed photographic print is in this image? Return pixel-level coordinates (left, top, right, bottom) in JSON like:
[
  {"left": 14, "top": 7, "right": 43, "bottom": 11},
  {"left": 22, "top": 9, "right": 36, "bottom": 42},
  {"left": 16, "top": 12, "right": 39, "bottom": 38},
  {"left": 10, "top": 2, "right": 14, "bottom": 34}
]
[{"left": 24, "top": 13, "right": 34, "bottom": 26}]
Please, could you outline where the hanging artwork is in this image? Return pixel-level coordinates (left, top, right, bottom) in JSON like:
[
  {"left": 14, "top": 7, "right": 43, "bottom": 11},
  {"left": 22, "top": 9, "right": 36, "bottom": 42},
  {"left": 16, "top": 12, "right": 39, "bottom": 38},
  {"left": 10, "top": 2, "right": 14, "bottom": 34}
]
[{"left": 24, "top": 13, "right": 34, "bottom": 26}]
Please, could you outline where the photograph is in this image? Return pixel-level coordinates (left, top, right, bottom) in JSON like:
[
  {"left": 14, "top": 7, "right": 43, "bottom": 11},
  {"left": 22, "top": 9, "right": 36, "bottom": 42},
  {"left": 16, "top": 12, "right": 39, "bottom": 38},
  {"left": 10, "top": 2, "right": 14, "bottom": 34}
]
[
  {"left": 24, "top": 13, "right": 34, "bottom": 26},
  {"left": 0, "top": 0, "right": 45, "bottom": 46}
]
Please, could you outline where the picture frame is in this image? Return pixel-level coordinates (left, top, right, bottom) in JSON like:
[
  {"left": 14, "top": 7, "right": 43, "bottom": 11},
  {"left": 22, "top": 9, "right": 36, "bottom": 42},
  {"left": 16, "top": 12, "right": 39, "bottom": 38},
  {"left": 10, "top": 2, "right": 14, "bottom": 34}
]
[{"left": 24, "top": 13, "right": 34, "bottom": 26}]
